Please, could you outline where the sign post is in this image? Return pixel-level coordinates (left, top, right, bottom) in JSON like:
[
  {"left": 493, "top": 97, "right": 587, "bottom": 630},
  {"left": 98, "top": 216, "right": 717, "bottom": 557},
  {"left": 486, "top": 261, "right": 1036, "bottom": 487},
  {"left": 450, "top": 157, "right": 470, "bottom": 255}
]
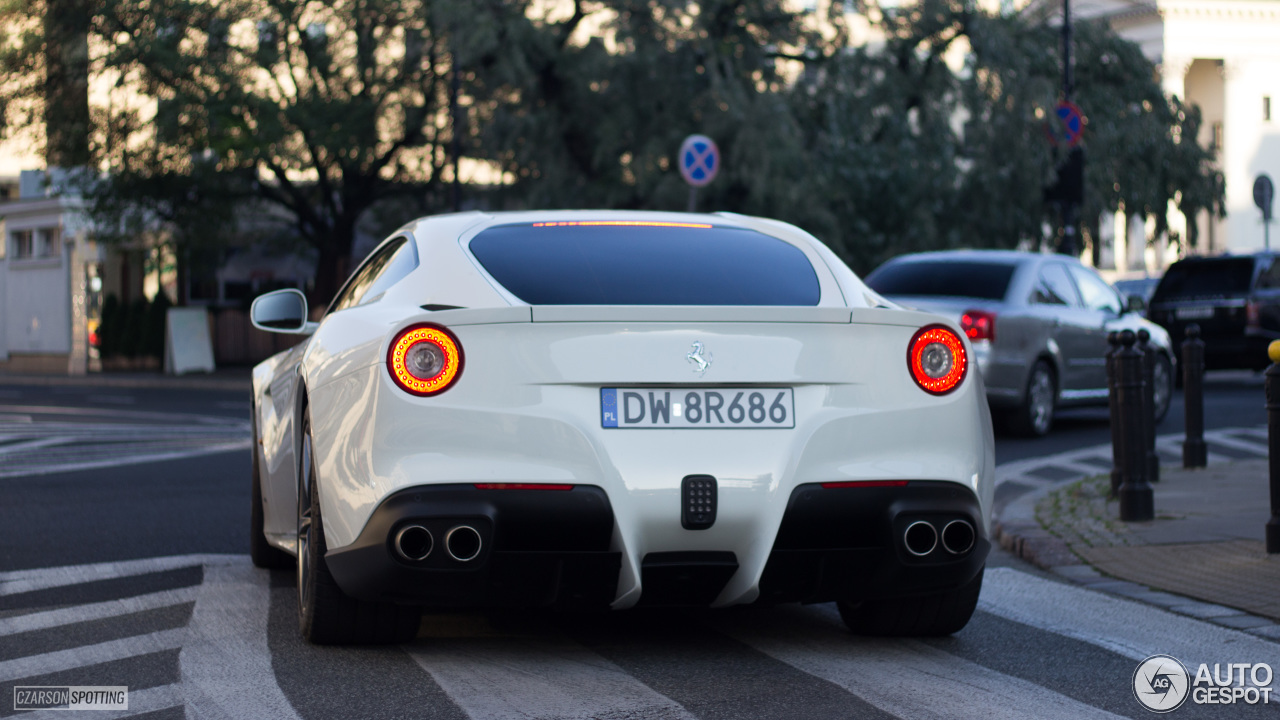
[
  {"left": 1255, "top": 174, "right": 1274, "bottom": 251},
  {"left": 678, "top": 134, "right": 719, "bottom": 212}
]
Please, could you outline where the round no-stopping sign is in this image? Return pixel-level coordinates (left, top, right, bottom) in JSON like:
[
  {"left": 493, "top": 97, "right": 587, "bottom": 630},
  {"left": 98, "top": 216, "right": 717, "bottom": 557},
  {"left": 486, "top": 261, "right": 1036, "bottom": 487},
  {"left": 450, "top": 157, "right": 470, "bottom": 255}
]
[
  {"left": 679, "top": 135, "right": 719, "bottom": 187},
  {"left": 1049, "top": 101, "right": 1085, "bottom": 147}
]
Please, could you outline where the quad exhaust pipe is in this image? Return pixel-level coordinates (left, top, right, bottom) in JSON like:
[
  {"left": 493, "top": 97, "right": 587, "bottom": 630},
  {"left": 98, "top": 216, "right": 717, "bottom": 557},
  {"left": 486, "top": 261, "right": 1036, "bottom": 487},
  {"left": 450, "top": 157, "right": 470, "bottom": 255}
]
[
  {"left": 902, "top": 519, "right": 975, "bottom": 557},
  {"left": 445, "top": 525, "right": 483, "bottom": 562},
  {"left": 941, "top": 519, "right": 976, "bottom": 555},
  {"left": 903, "top": 521, "right": 937, "bottom": 557},
  {"left": 394, "top": 525, "right": 434, "bottom": 561}
]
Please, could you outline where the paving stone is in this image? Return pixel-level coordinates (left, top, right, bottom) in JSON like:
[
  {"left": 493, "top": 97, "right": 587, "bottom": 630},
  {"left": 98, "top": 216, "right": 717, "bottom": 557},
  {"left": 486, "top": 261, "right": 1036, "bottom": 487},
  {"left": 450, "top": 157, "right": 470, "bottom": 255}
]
[
  {"left": 1167, "top": 602, "right": 1247, "bottom": 619},
  {"left": 1212, "top": 615, "right": 1277, "bottom": 630},
  {"left": 1248, "top": 625, "right": 1280, "bottom": 640},
  {"left": 1050, "top": 564, "right": 1103, "bottom": 581}
]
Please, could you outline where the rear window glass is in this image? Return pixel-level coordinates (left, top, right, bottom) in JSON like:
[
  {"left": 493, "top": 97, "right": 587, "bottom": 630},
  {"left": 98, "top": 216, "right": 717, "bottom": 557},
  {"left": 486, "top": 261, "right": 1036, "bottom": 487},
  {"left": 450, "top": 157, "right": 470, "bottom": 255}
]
[
  {"left": 1152, "top": 258, "right": 1256, "bottom": 301},
  {"left": 468, "top": 222, "right": 821, "bottom": 305},
  {"left": 865, "top": 260, "right": 1015, "bottom": 301}
]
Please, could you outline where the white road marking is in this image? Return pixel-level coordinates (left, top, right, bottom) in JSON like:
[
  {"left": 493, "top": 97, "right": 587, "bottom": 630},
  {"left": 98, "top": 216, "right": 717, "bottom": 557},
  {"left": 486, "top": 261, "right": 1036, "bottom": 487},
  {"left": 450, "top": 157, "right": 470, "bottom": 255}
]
[
  {"left": 0, "top": 586, "right": 200, "bottom": 636},
  {"left": 0, "top": 627, "right": 186, "bottom": 682},
  {"left": 0, "top": 554, "right": 239, "bottom": 596},
  {"left": 86, "top": 394, "right": 137, "bottom": 405},
  {"left": 179, "top": 559, "right": 303, "bottom": 720},
  {"left": 0, "top": 436, "right": 74, "bottom": 455},
  {"left": 407, "top": 637, "right": 695, "bottom": 720},
  {"left": 0, "top": 440, "right": 253, "bottom": 479},
  {"left": 980, "top": 567, "right": 1280, "bottom": 687},
  {"left": 12, "top": 684, "right": 184, "bottom": 720},
  {"left": 0, "top": 404, "right": 245, "bottom": 425},
  {"left": 723, "top": 604, "right": 1125, "bottom": 720},
  {"left": 1199, "top": 433, "right": 1271, "bottom": 454}
]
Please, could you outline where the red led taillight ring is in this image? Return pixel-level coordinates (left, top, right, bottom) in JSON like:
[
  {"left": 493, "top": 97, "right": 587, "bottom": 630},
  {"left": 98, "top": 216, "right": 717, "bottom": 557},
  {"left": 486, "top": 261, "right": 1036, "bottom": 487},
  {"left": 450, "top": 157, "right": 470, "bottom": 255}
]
[
  {"left": 387, "top": 323, "right": 465, "bottom": 396},
  {"left": 906, "top": 324, "right": 968, "bottom": 395}
]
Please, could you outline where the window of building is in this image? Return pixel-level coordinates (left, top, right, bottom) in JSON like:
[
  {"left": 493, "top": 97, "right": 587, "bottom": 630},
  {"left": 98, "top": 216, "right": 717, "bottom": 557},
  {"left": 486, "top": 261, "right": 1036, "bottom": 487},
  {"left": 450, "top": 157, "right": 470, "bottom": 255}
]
[
  {"left": 1212, "top": 122, "right": 1224, "bottom": 151},
  {"left": 35, "top": 227, "right": 61, "bottom": 257},
  {"left": 11, "top": 230, "right": 33, "bottom": 259},
  {"left": 1266, "top": 96, "right": 1272, "bottom": 122}
]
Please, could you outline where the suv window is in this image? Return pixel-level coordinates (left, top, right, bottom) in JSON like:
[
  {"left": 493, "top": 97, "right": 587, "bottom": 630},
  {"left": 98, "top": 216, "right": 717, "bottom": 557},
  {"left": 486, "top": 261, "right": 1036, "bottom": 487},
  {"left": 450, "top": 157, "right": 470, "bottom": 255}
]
[
  {"left": 1152, "top": 258, "right": 1256, "bottom": 301},
  {"left": 330, "top": 236, "right": 416, "bottom": 313},
  {"left": 468, "top": 223, "right": 820, "bottom": 305},
  {"left": 1068, "top": 265, "right": 1123, "bottom": 315},
  {"left": 1033, "top": 263, "right": 1080, "bottom": 306},
  {"left": 865, "top": 260, "right": 1015, "bottom": 301},
  {"left": 1256, "top": 258, "right": 1280, "bottom": 290}
]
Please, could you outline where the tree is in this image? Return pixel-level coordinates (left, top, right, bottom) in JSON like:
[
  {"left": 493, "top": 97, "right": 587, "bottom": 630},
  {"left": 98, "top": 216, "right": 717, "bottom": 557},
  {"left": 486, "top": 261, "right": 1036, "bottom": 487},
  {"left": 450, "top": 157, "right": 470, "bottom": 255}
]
[{"left": 82, "top": 0, "right": 500, "bottom": 303}]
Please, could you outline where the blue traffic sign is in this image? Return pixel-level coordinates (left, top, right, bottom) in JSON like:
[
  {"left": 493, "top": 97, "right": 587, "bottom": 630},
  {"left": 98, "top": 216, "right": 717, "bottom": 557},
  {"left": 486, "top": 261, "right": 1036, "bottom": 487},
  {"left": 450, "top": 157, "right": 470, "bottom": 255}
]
[
  {"left": 1048, "top": 101, "right": 1085, "bottom": 147},
  {"left": 679, "top": 135, "right": 719, "bottom": 187}
]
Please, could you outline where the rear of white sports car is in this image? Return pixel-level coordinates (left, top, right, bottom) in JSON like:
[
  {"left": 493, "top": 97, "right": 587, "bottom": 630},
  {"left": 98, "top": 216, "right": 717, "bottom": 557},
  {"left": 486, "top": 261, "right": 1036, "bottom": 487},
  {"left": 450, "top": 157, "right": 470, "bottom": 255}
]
[{"left": 254, "top": 211, "right": 994, "bottom": 644}]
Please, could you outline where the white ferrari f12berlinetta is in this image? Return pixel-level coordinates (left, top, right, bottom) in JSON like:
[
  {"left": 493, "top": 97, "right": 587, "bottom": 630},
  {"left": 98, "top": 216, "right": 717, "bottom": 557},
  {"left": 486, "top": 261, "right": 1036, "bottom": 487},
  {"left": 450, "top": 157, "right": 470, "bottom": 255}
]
[{"left": 248, "top": 210, "right": 994, "bottom": 644}]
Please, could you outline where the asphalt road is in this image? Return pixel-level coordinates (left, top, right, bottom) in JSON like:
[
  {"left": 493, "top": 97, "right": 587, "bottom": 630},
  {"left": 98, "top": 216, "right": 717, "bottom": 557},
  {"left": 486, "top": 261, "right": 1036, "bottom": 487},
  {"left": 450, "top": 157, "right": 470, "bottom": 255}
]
[{"left": 1, "top": 378, "right": 1277, "bottom": 719}]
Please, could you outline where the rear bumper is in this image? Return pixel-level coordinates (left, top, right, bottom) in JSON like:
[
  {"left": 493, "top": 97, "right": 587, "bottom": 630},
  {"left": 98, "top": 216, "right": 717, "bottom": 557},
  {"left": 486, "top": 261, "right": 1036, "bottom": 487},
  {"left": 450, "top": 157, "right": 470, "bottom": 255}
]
[
  {"left": 325, "top": 485, "right": 621, "bottom": 608},
  {"left": 759, "top": 480, "right": 988, "bottom": 603},
  {"left": 324, "top": 480, "right": 987, "bottom": 608}
]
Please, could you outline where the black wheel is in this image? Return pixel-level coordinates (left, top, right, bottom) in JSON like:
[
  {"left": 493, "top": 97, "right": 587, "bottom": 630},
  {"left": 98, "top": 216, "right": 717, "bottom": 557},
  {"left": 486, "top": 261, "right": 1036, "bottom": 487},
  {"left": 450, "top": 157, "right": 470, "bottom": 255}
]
[
  {"left": 1006, "top": 361, "right": 1055, "bottom": 437},
  {"left": 837, "top": 566, "right": 984, "bottom": 637},
  {"left": 250, "top": 402, "right": 292, "bottom": 569},
  {"left": 297, "top": 411, "right": 421, "bottom": 645},
  {"left": 1152, "top": 353, "right": 1173, "bottom": 423}
]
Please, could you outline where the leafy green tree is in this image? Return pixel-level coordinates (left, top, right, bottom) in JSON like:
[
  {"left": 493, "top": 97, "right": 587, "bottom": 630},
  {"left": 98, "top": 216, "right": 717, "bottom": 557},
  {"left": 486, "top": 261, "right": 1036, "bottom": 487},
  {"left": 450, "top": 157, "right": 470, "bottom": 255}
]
[{"left": 81, "top": 0, "right": 496, "bottom": 302}]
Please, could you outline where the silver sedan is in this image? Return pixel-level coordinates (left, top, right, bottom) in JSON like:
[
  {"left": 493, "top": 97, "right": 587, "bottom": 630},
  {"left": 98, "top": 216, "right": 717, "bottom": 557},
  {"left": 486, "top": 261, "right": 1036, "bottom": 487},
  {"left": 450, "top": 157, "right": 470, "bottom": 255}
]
[{"left": 865, "top": 250, "right": 1173, "bottom": 436}]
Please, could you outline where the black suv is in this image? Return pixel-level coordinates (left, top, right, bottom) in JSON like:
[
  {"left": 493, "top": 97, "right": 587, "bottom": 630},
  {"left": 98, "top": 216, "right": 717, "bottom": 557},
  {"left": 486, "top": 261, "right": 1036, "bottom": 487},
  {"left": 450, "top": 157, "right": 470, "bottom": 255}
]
[{"left": 1147, "top": 253, "right": 1280, "bottom": 371}]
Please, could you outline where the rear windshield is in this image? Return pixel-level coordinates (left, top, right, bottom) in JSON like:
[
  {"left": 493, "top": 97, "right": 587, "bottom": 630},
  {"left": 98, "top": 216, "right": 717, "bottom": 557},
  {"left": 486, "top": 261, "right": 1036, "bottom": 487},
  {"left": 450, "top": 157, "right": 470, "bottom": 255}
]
[
  {"left": 468, "top": 222, "right": 821, "bottom": 305},
  {"left": 865, "top": 260, "right": 1015, "bottom": 301},
  {"left": 1152, "top": 258, "right": 1255, "bottom": 301}
]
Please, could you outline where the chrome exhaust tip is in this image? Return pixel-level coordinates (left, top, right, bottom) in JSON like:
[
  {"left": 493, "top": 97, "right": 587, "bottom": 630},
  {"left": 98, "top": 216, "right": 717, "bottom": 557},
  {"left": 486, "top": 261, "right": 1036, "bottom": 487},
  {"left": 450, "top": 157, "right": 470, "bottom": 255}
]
[
  {"left": 903, "top": 520, "right": 938, "bottom": 557},
  {"left": 445, "top": 525, "right": 483, "bottom": 562},
  {"left": 941, "top": 519, "right": 976, "bottom": 555},
  {"left": 394, "top": 525, "right": 434, "bottom": 562}
]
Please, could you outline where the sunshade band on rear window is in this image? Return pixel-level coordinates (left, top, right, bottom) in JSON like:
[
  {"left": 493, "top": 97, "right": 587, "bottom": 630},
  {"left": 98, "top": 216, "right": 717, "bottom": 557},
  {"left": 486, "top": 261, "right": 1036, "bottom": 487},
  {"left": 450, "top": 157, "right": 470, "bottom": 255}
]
[{"left": 467, "top": 222, "right": 821, "bottom": 306}]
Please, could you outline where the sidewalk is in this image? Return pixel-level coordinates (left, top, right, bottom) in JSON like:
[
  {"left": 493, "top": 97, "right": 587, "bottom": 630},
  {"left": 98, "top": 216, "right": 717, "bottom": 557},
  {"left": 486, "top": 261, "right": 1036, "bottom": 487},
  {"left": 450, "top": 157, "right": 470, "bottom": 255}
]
[
  {"left": 996, "top": 459, "right": 1280, "bottom": 638},
  {"left": 0, "top": 367, "right": 253, "bottom": 392}
]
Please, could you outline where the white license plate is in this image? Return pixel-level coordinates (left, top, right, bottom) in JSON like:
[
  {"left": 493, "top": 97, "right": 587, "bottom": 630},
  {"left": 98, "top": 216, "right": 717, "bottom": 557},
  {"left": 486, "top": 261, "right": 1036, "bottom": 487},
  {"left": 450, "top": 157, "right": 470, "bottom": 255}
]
[
  {"left": 601, "top": 388, "right": 795, "bottom": 429},
  {"left": 1176, "top": 306, "right": 1214, "bottom": 320}
]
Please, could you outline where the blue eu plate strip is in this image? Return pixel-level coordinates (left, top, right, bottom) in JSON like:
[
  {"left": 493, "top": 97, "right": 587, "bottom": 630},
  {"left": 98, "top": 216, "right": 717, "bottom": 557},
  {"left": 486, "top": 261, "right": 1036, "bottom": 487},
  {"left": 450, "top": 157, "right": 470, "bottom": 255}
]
[{"left": 600, "top": 388, "right": 618, "bottom": 427}]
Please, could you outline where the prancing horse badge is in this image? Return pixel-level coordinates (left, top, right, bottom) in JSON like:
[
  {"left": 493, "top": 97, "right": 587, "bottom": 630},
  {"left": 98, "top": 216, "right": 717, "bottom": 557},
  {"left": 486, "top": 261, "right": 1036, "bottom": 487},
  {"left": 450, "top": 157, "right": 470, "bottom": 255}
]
[{"left": 687, "top": 342, "right": 712, "bottom": 374}]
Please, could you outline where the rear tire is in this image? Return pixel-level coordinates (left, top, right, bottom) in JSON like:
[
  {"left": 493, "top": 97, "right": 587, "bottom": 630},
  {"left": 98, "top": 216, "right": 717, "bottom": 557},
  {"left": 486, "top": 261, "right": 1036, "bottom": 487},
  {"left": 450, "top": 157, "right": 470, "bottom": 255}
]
[
  {"left": 837, "top": 567, "right": 984, "bottom": 637},
  {"left": 297, "top": 412, "right": 421, "bottom": 645},
  {"left": 250, "top": 402, "right": 292, "bottom": 570},
  {"left": 1005, "top": 361, "right": 1055, "bottom": 437}
]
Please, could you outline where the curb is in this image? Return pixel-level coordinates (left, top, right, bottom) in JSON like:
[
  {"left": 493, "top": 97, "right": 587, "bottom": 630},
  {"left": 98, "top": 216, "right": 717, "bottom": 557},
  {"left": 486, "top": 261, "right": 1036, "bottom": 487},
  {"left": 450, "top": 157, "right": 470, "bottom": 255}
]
[{"left": 992, "top": 469, "right": 1280, "bottom": 641}]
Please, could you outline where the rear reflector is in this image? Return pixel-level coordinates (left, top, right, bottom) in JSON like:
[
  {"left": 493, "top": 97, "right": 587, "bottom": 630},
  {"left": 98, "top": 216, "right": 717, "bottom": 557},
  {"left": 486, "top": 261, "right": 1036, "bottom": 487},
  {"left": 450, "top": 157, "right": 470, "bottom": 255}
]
[
  {"left": 820, "top": 480, "right": 910, "bottom": 489},
  {"left": 473, "top": 483, "right": 574, "bottom": 491}
]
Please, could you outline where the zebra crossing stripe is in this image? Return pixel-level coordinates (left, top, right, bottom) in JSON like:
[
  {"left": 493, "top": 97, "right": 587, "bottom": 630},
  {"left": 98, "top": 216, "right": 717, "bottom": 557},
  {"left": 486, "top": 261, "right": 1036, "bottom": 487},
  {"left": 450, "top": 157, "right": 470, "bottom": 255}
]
[
  {"left": 979, "top": 567, "right": 1280, "bottom": 689},
  {"left": 0, "top": 627, "right": 186, "bottom": 682},
  {"left": 179, "top": 561, "right": 303, "bottom": 720},
  {"left": 0, "top": 586, "right": 200, "bottom": 636},
  {"left": 406, "top": 638, "right": 695, "bottom": 720},
  {"left": 720, "top": 604, "right": 1126, "bottom": 720},
  {"left": 0, "top": 554, "right": 238, "bottom": 596}
]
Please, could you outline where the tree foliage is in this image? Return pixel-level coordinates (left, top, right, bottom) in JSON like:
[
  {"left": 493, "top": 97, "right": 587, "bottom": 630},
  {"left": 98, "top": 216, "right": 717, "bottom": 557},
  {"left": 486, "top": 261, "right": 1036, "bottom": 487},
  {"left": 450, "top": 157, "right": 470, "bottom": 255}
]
[{"left": 0, "top": 0, "right": 1226, "bottom": 297}]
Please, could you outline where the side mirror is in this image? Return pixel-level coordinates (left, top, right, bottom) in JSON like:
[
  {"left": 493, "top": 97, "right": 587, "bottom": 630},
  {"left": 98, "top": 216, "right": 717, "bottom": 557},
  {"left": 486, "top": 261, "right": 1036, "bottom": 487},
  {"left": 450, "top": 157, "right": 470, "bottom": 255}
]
[
  {"left": 250, "top": 289, "right": 315, "bottom": 334},
  {"left": 1126, "top": 294, "right": 1147, "bottom": 314}
]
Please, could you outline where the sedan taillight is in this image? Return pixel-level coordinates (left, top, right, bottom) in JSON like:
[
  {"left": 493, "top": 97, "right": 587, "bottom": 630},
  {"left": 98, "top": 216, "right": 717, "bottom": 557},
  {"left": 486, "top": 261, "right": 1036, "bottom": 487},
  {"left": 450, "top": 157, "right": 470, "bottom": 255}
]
[
  {"left": 960, "top": 310, "right": 996, "bottom": 342},
  {"left": 387, "top": 323, "right": 464, "bottom": 396},
  {"left": 907, "top": 325, "right": 968, "bottom": 395}
]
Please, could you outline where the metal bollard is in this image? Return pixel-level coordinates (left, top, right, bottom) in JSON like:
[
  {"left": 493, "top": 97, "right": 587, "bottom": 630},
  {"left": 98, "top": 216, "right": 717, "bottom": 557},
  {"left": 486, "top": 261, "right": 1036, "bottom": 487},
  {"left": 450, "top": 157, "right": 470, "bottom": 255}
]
[
  {"left": 1265, "top": 340, "right": 1280, "bottom": 553},
  {"left": 1137, "top": 330, "right": 1159, "bottom": 483},
  {"left": 1116, "top": 330, "right": 1154, "bottom": 522},
  {"left": 1182, "top": 324, "right": 1207, "bottom": 468},
  {"left": 1107, "top": 331, "right": 1123, "bottom": 498}
]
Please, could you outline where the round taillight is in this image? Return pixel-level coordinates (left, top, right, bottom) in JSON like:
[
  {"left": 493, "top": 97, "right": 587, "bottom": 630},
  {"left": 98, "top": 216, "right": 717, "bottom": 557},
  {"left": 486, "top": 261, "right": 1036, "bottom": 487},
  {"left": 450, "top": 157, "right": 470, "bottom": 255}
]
[
  {"left": 387, "top": 324, "right": 464, "bottom": 396},
  {"left": 907, "top": 325, "right": 967, "bottom": 395}
]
